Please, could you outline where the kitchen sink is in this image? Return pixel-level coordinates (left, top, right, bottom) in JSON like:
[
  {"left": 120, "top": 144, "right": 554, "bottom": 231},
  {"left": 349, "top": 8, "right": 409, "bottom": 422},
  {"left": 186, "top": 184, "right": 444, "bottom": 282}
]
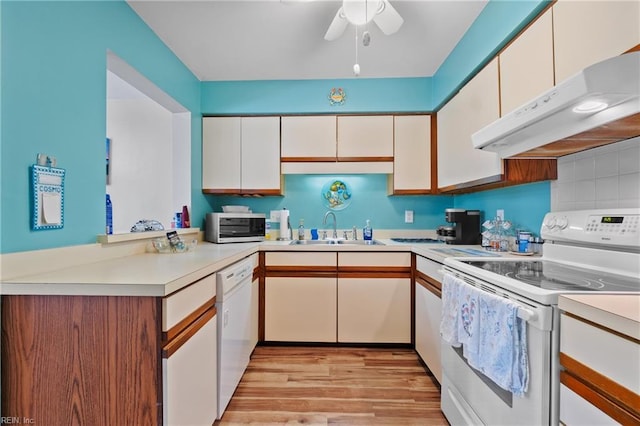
[{"left": 289, "top": 239, "right": 385, "bottom": 246}]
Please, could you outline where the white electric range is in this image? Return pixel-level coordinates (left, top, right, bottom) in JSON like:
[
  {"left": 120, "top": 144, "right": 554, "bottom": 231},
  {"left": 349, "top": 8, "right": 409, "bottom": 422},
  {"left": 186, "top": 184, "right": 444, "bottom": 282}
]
[{"left": 440, "top": 208, "right": 640, "bottom": 426}]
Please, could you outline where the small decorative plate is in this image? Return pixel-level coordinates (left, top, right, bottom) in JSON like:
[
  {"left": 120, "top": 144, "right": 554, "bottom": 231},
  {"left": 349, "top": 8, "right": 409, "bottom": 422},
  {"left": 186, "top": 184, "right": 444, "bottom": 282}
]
[{"left": 321, "top": 179, "right": 352, "bottom": 211}]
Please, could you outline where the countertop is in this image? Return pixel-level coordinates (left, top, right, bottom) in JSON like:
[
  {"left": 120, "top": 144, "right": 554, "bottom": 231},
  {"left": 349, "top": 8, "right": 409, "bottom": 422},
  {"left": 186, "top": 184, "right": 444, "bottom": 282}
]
[
  {"left": 559, "top": 294, "right": 640, "bottom": 341},
  {"left": 0, "top": 238, "right": 511, "bottom": 297}
]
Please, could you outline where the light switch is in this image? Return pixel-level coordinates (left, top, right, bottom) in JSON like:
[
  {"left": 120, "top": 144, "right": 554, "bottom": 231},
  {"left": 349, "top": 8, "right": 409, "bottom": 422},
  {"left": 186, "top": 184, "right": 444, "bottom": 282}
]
[{"left": 405, "top": 210, "right": 414, "bottom": 223}]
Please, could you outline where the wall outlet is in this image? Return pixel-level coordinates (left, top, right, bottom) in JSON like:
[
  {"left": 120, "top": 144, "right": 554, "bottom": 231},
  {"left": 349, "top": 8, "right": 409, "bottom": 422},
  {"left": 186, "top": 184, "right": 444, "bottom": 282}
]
[
  {"left": 496, "top": 209, "right": 504, "bottom": 220},
  {"left": 405, "top": 210, "right": 414, "bottom": 224},
  {"left": 270, "top": 210, "right": 281, "bottom": 222}
]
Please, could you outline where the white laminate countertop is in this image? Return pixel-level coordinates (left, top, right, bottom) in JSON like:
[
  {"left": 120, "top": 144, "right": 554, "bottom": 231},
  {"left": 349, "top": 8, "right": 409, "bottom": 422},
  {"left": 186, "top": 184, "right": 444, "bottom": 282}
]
[
  {"left": 559, "top": 294, "right": 640, "bottom": 341},
  {"left": 0, "top": 238, "right": 510, "bottom": 298},
  {"left": 0, "top": 242, "right": 260, "bottom": 297}
]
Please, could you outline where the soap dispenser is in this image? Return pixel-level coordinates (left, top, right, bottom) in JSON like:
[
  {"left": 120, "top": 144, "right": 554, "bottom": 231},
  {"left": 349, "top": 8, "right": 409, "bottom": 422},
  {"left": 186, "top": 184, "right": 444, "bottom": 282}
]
[{"left": 363, "top": 219, "right": 373, "bottom": 241}]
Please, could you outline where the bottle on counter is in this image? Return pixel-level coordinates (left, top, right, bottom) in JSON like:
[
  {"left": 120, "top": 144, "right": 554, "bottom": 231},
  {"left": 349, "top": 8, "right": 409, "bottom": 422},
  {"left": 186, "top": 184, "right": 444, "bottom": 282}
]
[
  {"left": 182, "top": 205, "right": 190, "bottom": 228},
  {"left": 298, "top": 219, "right": 305, "bottom": 240},
  {"left": 106, "top": 194, "right": 113, "bottom": 235},
  {"left": 363, "top": 219, "right": 373, "bottom": 241}
]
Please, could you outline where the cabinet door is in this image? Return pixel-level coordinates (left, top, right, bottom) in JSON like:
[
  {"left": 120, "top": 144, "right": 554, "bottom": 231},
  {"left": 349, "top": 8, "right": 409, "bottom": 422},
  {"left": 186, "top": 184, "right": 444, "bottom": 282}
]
[
  {"left": 202, "top": 117, "right": 241, "bottom": 191},
  {"left": 338, "top": 277, "right": 411, "bottom": 343},
  {"left": 553, "top": 0, "right": 640, "bottom": 82},
  {"left": 391, "top": 115, "right": 432, "bottom": 193},
  {"left": 163, "top": 310, "right": 217, "bottom": 426},
  {"left": 241, "top": 116, "right": 281, "bottom": 192},
  {"left": 500, "top": 9, "right": 554, "bottom": 115},
  {"left": 437, "top": 58, "right": 502, "bottom": 189},
  {"left": 264, "top": 277, "right": 337, "bottom": 342},
  {"left": 281, "top": 115, "right": 337, "bottom": 160},
  {"left": 337, "top": 115, "right": 394, "bottom": 159}
]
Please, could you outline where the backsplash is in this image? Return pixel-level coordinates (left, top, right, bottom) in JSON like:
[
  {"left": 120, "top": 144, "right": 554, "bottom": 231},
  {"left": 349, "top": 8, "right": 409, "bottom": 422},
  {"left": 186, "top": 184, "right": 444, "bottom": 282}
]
[{"left": 551, "top": 137, "right": 640, "bottom": 211}]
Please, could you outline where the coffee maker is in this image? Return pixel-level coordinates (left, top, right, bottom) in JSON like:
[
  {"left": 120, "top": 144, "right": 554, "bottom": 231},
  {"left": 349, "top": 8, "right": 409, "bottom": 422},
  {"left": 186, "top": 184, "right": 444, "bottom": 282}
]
[{"left": 436, "top": 208, "right": 481, "bottom": 245}]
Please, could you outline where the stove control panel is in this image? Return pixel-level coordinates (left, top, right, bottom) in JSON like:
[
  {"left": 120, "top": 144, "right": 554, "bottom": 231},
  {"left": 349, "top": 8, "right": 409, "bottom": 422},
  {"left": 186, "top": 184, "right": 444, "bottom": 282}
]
[{"left": 541, "top": 209, "right": 640, "bottom": 249}]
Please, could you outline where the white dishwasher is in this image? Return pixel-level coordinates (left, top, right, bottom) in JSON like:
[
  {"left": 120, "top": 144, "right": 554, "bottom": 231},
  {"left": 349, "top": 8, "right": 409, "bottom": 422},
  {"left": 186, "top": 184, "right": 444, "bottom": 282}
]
[{"left": 216, "top": 255, "right": 255, "bottom": 419}]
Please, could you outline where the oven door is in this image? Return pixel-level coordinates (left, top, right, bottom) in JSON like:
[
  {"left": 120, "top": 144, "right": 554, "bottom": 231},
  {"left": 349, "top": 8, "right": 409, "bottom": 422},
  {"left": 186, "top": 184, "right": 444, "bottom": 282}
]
[{"left": 440, "top": 269, "right": 558, "bottom": 426}]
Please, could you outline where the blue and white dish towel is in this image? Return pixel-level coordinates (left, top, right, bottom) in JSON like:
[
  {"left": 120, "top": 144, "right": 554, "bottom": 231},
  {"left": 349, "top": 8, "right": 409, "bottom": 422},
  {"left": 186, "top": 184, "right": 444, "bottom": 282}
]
[{"left": 440, "top": 273, "right": 529, "bottom": 396}]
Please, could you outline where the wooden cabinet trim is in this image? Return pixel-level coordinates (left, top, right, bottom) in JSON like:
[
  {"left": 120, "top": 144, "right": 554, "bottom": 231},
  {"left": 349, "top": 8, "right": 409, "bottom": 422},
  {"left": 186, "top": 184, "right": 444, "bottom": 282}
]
[
  {"left": 415, "top": 271, "right": 442, "bottom": 298},
  {"left": 163, "top": 296, "right": 216, "bottom": 343},
  {"left": 337, "top": 266, "right": 411, "bottom": 278},
  {"left": 337, "top": 156, "right": 394, "bottom": 163},
  {"left": 266, "top": 270, "right": 338, "bottom": 278},
  {"left": 281, "top": 156, "right": 337, "bottom": 163},
  {"left": 162, "top": 305, "right": 216, "bottom": 358},
  {"left": 560, "top": 352, "right": 640, "bottom": 420}
]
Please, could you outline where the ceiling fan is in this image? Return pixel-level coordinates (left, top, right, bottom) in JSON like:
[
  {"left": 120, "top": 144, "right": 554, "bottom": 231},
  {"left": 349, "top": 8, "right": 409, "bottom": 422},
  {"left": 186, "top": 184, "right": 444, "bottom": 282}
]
[{"left": 324, "top": 0, "right": 404, "bottom": 41}]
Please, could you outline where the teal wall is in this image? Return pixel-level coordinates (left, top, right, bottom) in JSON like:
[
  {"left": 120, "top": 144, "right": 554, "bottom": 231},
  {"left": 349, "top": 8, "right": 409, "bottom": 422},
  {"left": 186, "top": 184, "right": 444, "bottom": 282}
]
[
  {"left": 1, "top": 0, "right": 551, "bottom": 254},
  {"left": 433, "top": 0, "right": 551, "bottom": 108},
  {"left": 454, "top": 182, "right": 551, "bottom": 237},
  {"left": 207, "top": 175, "right": 452, "bottom": 232},
  {"left": 201, "top": 78, "right": 433, "bottom": 114},
  {"left": 1, "top": 1, "right": 203, "bottom": 253}
]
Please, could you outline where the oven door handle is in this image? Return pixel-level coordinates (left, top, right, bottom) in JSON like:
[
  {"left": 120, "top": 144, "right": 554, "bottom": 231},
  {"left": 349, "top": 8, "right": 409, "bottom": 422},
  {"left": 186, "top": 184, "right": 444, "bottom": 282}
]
[{"left": 440, "top": 269, "right": 537, "bottom": 322}]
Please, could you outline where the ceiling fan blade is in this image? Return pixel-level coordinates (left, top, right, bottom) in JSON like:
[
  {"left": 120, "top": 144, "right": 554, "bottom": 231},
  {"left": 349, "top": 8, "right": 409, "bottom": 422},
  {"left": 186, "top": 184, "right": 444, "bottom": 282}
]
[
  {"left": 373, "top": 0, "right": 403, "bottom": 35},
  {"left": 324, "top": 8, "right": 349, "bottom": 41}
]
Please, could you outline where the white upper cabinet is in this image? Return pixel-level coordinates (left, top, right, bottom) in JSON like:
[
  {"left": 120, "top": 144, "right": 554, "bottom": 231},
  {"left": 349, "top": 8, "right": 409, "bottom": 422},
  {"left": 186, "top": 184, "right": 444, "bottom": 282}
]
[
  {"left": 499, "top": 9, "right": 554, "bottom": 115},
  {"left": 281, "top": 115, "right": 336, "bottom": 160},
  {"left": 437, "top": 58, "right": 502, "bottom": 189},
  {"left": 240, "top": 116, "right": 281, "bottom": 192},
  {"left": 202, "top": 116, "right": 281, "bottom": 194},
  {"left": 553, "top": 0, "right": 640, "bottom": 82},
  {"left": 202, "top": 117, "right": 242, "bottom": 191},
  {"left": 337, "top": 115, "right": 394, "bottom": 159},
  {"left": 390, "top": 115, "right": 432, "bottom": 193}
]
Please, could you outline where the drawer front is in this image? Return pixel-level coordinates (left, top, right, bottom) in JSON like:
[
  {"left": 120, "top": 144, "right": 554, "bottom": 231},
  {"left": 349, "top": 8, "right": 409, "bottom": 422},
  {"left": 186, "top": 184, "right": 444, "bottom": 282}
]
[
  {"left": 163, "top": 274, "right": 216, "bottom": 332},
  {"left": 338, "top": 252, "right": 411, "bottom": 267},
  {"left": 265, "top": 251, "right": 336, "bottom": 267},
  {"left": 416, "top": 255, "right": 443, "bottom": 281},
  {"left": 561, "top": 313, "right": 640, "bottom": 394}
]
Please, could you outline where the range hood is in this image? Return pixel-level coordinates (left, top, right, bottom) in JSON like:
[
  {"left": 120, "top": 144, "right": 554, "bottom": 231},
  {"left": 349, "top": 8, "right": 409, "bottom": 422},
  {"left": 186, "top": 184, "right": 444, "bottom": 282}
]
[{"left": 473, "top": 51, "right": 640, "bottom": 159}]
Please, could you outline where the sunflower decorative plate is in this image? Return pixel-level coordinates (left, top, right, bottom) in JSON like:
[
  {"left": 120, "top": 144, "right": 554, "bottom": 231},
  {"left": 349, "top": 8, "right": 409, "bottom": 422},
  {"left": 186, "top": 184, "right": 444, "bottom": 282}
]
[{"left": 322, "top": 179, "right": 352, "bottom": 210}]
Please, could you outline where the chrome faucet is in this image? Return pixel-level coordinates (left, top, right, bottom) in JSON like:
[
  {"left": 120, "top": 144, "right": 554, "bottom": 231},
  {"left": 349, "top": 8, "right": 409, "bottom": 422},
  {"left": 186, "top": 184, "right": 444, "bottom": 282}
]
[{"left": 323, "top": 211, "right": 338, "bottom": 239}]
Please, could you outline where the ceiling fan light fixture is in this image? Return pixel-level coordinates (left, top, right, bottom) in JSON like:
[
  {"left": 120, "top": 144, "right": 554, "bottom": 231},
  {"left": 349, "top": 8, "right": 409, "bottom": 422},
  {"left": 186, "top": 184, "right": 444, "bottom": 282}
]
[{"left": 342, "top": 0, "right": 380, "bottom": 26}]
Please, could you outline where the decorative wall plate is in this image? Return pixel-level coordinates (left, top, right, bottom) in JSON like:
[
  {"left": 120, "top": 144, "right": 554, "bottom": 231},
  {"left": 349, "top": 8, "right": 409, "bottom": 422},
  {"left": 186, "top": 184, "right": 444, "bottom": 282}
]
[
  {"left": 328, "top": 87, "right": 346, "bottom": 106},
  {"left": 322, "top": 179, "right": 352, "bottom": 210}
]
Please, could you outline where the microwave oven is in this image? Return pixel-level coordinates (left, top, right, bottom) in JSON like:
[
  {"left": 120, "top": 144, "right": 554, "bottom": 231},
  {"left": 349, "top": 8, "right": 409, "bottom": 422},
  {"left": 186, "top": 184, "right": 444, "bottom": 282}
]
[{"left": 205, "top": 212, "right": 266, "bottom": 243}]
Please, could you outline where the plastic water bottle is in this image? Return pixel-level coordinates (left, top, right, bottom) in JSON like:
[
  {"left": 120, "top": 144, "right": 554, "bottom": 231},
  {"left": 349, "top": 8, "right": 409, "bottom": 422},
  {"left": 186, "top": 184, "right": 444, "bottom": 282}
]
[
  {"left": 298, "top": 219, "right": 305, "bottom": 240},
  {"left": 363, "top": 219, "right": 373, "bottom": 241},
  {"left": 106, "top": 194, "right": 113, "bottom": 235}
]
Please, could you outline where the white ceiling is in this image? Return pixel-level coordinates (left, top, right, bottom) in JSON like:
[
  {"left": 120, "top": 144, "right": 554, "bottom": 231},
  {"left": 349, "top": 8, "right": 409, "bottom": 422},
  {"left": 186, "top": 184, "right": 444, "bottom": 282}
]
[{"left": 127, "top": 0, "right": 488, "bottom": 81}]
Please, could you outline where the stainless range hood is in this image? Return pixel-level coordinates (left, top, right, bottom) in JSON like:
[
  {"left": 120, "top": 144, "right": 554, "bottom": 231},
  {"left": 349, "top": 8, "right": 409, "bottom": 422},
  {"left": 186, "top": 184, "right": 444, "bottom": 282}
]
[{"left": 473, "top": 51, "right": 640, "bottom": 159}]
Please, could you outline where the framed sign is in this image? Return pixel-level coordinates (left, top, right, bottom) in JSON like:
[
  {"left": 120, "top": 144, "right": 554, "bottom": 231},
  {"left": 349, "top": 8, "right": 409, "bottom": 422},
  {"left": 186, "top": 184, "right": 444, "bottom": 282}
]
[{"left": 31, "top": 164, "right": 65, "bottom": 230}]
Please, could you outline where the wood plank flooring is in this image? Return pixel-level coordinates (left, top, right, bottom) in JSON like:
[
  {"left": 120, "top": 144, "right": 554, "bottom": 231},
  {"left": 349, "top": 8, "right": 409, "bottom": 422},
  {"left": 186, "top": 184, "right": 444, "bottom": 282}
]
[{"left": 215, "top": 346, "right": 448, "bottom": 425}]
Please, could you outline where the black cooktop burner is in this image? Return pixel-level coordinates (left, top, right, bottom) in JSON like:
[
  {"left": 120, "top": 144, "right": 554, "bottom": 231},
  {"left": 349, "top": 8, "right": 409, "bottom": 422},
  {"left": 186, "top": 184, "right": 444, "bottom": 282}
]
[
  {"left": 391, "top": 238, "right": 442, "bottom": 243},
  {"left": 462, "top": 260, "right": 640, "bottom": 292}
]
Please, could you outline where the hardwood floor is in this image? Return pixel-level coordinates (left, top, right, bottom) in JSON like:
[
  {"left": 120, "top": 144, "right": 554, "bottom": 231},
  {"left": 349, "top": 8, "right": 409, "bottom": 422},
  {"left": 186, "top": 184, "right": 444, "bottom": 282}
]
[{"left": 216, "top": 346, "right": 448, "bottom": 425}]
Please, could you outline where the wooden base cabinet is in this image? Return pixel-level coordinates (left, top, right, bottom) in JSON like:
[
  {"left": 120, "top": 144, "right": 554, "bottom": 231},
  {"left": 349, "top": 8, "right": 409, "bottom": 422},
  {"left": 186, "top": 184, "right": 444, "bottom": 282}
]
[
  {"left": 263, "top": 251, "right": 412, "bottom": 345},
  {"left": 1, "top": 274, "right": 218, "bottom": 426},
  {"left": 559, "top": 312, "right": 640, "bottom": 425},
  {"left": 264, "top": 276, "right": 337, "bottom": 342},
  {"left": 337, "top": 252, "right": 412, "bottom": 344},
  {"left": 338, "top": 277, "right": 411, "bottom": 344}
]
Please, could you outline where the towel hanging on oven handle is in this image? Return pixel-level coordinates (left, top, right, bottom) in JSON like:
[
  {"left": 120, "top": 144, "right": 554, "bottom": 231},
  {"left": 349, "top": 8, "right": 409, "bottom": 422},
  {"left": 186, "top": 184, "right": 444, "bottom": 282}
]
[{"left": 439, "top": 269, "right": 537, "bottom": 322}]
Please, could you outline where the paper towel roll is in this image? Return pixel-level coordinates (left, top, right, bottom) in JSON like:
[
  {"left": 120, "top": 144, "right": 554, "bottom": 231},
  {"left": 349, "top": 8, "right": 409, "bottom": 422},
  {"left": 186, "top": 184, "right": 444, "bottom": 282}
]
[{"left": 280, "top": 209, "right": 290, "bottom": 240}]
